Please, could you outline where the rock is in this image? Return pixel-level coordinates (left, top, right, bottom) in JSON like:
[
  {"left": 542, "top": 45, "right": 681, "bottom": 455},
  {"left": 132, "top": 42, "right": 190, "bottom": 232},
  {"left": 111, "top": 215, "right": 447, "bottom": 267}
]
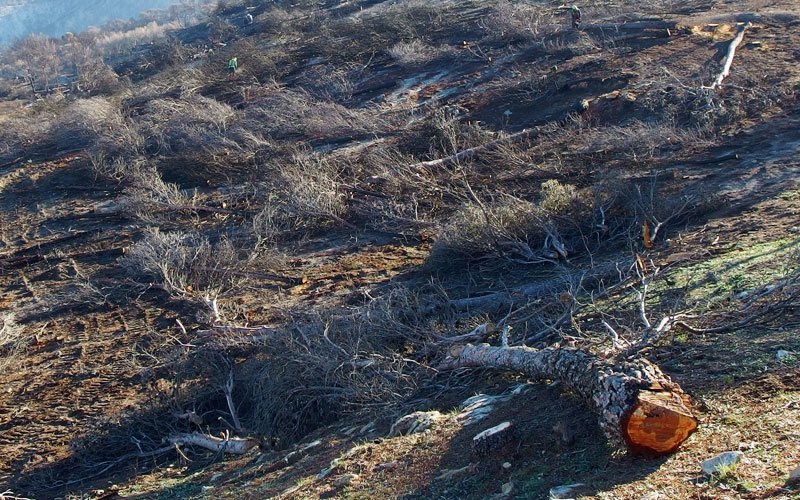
[
  {"left": 317, "top": 458, "right": 341, "bottom": 480},
  {"left": 458, "top": 394, "right": 506, "bottom": 426},
  {"left": 472, "top": 421, "right": 514, "bottom": 456},
  {"left": 334, "top": 474, "right": 358, "bottom": 487},
  {"left": 502, "top": 461, "right": 512, "bottom": 469},
  {"left": 789, "top": 466, "right": 800, "bottom": 483},
  {"left": 638, "top": 492, "right": 662, "bottom": 500},
  {"left": 776, "top": 350, "right": 791, "bottom": 361},
  {"left": 701, "top": 451, "right": 743, "bottom": 475},
  {"left": 389, "top": 410, "right": 444, "bottom": 437},
  {"left": 372, "top": 461, "right": 399, "bottom": 473},
  {"left": 549, "top": 483, "right": 586, "bottom": 499},
  {"left": 502, "top": 481, "right": 514, "bottom": 495}
]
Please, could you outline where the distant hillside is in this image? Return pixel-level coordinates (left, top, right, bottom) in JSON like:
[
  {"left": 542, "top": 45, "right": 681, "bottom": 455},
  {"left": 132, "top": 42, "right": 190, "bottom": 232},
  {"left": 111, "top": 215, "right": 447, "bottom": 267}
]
[{"left": 0, "top": 0, "right": 185, "bottom": 45}]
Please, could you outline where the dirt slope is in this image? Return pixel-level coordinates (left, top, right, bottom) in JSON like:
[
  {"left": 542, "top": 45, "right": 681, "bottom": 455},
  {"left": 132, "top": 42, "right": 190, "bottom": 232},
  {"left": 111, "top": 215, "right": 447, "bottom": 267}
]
[{"left": 0, "top": 0, "right": 799, "bottom": 498}]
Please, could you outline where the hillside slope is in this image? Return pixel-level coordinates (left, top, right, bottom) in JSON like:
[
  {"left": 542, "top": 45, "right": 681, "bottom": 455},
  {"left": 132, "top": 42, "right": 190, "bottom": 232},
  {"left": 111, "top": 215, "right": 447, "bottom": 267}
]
[{"left": 0, "top": 0, "right": 798, "bottom": 498}]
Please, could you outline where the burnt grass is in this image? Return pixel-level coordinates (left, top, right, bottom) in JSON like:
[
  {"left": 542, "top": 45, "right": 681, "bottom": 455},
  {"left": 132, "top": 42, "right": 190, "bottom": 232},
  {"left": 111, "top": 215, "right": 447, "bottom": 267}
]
[{"left": 0, "top": 0, "right": 799, "bottom": 498}]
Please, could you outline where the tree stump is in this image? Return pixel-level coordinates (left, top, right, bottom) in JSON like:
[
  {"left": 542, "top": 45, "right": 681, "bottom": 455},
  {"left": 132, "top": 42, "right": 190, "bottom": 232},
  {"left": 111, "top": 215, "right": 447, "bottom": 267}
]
[{"left": 472, "top": 421, "right": 514, "bottom": 456}]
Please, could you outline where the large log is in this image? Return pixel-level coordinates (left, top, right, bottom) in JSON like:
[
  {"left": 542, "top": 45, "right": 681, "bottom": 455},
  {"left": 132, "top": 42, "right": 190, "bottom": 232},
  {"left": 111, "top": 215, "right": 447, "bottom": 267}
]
[{"left": 444, "top": 344, "right": 697, "bottom": 455}]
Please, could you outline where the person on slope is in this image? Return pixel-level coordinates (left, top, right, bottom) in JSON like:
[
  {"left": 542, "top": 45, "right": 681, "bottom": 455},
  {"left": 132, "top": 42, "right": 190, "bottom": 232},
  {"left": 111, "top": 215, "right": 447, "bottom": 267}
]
[{"left": 227, "top": 57, "right": 238, "bottom": 78}]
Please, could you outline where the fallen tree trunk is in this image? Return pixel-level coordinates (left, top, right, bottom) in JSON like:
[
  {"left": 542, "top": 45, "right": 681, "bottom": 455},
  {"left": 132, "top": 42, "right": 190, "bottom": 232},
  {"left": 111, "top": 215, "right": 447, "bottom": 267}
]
[
  {"left": 437, "top": 259, "right": 631, "bottom": 315},
  {"left": 443, "top": 344, "right": 698, "bottom": 455},
  {"left": 169, "top": 432, "right": 258, "bottom": 455},
  {"left": 706, "top": 22, "right": 752, "bottom": 90}
]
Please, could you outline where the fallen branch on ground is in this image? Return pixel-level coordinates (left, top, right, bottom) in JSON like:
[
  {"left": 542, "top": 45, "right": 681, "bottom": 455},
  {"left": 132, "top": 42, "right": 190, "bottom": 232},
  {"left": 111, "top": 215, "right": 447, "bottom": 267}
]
[
  {"left": 168, "top": 432, "right": 258, "bottom": 455},
  {"left": 442, "top": 343, "right": 698, "bottom": 455},
  {"left": 705, "top": 22, "right": 753, "bottom": 90},
  {"left": 408, "top": 128, "right": 540, "bottom": 171}
]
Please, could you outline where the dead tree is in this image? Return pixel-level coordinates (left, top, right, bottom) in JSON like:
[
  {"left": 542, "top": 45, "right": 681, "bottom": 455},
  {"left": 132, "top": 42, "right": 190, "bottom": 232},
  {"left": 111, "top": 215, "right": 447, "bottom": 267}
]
[{"left": 443, "top": 344, "right": 697, "bottom": 455}]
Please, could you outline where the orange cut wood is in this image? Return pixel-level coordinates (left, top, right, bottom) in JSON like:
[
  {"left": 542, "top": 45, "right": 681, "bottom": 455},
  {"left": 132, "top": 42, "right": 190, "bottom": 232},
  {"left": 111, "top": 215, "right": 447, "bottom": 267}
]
[{"left": 622, "top": 390, "right": 698, "bottom": 454}]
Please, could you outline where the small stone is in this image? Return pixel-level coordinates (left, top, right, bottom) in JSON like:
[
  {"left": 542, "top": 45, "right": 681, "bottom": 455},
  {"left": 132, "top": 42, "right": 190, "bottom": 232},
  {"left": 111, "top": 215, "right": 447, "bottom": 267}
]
[
  {"left": 549, "top": 483, "right": 586, "bottom": 499},
  {"left": 334, "top": 474, "right": 358, "bottom": 487},
  {"left": 789, "top": 466, "right": 800, "bottom": 483},
  {"left": 701, "top": 451, "right": 743, "bottom": 475},
  {"left": 372, "top": 461, "right": 399, "bottom": 473},
  {"left": 776, "top": 350, "right": 791, "bottom": 361},
  {"left": 502, "top": 462, "right": 512, "bottom": 469},
  {"left": 502, "top": 481, "right": 514, "bottom": 495},
  {"left": 389, "top": 411, "right": 444, "bottom": 437}
]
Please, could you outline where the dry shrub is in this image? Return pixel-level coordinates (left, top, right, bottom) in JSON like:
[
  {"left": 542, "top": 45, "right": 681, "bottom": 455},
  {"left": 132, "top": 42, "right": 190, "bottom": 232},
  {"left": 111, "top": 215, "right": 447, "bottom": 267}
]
[
  {"left": 76, "top": 61, "right": 123, "bottom": 96},
  {"left": 251, "top": 153, "right": 348, "bottom": 241},
  {"left": 123, "top": 227, "right": 246, "bottom": 298},
  {"left": 243, "top": 85, "right": 383, "bottom": 142},
  {"left": 0, "top": 314, "right": 28, "bottom": 372},
  {"left": 428, "top": 183, "right": 595, "bottom": 268},
  {"left": 306, "top": 0, "right": 453, "bottom": 63},
  {"left": 95, "top": 21, "right": 182, "bottom": 56},
  {"left": 0, "top": 96, "right": 127, "bottom": 161},
  {"left": 225, "top": 38, "right": 278, "bottom": 80},
  {"left": 483, "top": 0, "right": 561, "bottom": 42},
  {"left": 237, "top": 313, "right": 418, "bottom": 443},
  {"left": 120, "top": 161, "right": 187, "bottom": 213},
  {"left": 388, "top": 40, "right": 448, "bottom": 68},
  {"left": 140, "top": 95, "right": 235, "bottom": 153},
  {"left": 295, "top": 63, "right": 357, "bottom": 102},
  {"left": 254, "top": 6, "right": 295, "bottom": 33},
  {"left": 397, "top": 108, "right": 494, "bottom": 159}
]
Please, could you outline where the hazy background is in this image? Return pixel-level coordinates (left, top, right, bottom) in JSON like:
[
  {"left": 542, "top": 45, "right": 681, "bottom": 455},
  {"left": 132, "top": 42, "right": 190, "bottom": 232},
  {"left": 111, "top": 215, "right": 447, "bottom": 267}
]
[{"left": 0, "top": 0, "right": 194, "bottom": 45}]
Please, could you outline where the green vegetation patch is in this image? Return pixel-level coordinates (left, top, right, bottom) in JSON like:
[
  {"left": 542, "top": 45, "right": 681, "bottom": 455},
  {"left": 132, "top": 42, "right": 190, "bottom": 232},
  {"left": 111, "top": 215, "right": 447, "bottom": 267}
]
[{"left": 665, "top": 237, "right": 799, "bottom": 311}]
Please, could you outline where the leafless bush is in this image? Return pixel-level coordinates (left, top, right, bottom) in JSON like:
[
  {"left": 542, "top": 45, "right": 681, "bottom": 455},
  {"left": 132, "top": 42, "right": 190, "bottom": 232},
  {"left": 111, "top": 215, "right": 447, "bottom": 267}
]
[
  {"left": 428, "top": 183, "right": 597, "bottom": 268},
  {"left": 243, "top": 84, "right": 383, "bottom": 142},
  {"left": 0, "top": 96, "right": 127, "bottom": 161},
  {"left": 0, "top": 314, "right": 28, "bottom": 372},
  {"left": 397, "top": 108, "right": 494, "bottom": 159},
  {"left": 295, "top": 63, "right": 357, "bottom": 102},
  {"left": 251, "top": 153, "right": 348, "bottom": 239},
  {"left": 388, "top": 40, "right": 448, "bottom": 68},
  {"left": 483, "top": 0, "right": 560, "bottom": 42},
  {"left": 120, "top": 161, "right": 187, "bottom": 213},
  {"left": 52, "top": 97, "right": 126, "bottom": 149},
  {"left": 140, "top": 95, "right": 235, "bottom": 152},
  {"left": 254, "top": 7, "right": 295, "bottom": 33},
  {"left": 236, "top": 313, "right": 418, "bottom": 443},
  {"left": 75, "top": 61, "right": 123, "bottom": 96},
  {"left": 95, "top": 21, "right": 182, "bottom": 56},
  {"left": 123, "top": 227, "right": 246, "bottom": 298}
]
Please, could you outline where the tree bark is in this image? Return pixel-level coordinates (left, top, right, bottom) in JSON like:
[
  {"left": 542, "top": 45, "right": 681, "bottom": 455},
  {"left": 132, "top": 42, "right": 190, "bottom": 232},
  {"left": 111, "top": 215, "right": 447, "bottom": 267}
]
[{"left": 443, "top": 344, "right": 697, "bottom": 455}]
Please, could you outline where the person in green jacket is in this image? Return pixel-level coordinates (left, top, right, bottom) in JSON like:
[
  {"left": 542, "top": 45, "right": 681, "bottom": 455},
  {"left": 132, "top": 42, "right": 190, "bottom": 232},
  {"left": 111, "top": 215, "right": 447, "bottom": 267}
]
[{"left": 227, "top": 57, "right": 238, "bottom": 77}]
